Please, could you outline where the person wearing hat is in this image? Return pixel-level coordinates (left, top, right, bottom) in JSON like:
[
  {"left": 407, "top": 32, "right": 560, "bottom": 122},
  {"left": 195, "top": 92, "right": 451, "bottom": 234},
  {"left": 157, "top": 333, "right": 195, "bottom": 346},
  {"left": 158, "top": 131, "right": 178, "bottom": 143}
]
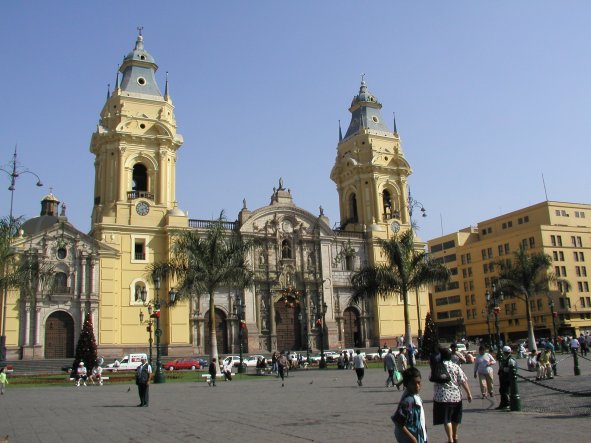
[
  {"left": 75, "top": 361, "right": 88, "bottom": 387},
  {"left": 496, "top": 345, "right": 516, "bottom": 410},
  {"left": 135, "top": 356, "right": 152, "bottom": 407}
]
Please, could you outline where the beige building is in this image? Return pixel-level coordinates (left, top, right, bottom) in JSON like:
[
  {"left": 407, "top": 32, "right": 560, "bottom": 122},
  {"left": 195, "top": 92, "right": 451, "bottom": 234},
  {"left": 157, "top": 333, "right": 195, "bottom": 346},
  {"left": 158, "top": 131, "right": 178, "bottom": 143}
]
[
  {"left": 2, "top": 31, "right": 429, "bottom": 360},
  {"left": 428, "top": 201, "right": 591, "bottom": 345}
]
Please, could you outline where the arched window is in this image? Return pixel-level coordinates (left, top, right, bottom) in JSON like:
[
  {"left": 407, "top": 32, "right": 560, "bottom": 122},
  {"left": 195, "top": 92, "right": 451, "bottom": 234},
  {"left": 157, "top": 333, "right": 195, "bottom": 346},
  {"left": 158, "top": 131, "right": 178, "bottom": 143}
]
[
  {"left": 281, "top": 239, "right": 292, "bottom": 259},
  {"left": 349, "top": 193, "right": 358, "bottom": 223},
  {"left": 132, "top": 164, "right": 148, "bottom": 192},
  {"left": 383, "top": 190, "right": 392, "bottom": 220},
  {"left": 55, "top": 272, "right": 68, "bottom": 293}
]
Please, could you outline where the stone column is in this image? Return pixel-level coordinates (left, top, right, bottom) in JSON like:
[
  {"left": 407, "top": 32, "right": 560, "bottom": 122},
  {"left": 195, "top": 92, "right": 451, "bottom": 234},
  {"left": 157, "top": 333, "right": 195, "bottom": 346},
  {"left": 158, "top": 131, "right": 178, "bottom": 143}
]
[
  {"left": 24, "top": 305, "right": 31, "bottom": 347},
  {"left": 34, "top": 308, "right": 41, "bottom": 346},
  {"left": 269, "top": 294, "right": 277, "bottom": 351}
]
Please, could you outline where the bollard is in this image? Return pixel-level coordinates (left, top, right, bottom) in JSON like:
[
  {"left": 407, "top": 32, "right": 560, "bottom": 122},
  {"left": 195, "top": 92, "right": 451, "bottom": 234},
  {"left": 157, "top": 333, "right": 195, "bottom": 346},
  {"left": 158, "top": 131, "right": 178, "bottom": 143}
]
[
  {"left": 510, "top": 365, "right": 521, "bottom": 411},
  {"left": 573, "top": 349, "right": 581, "bottom": 376}
]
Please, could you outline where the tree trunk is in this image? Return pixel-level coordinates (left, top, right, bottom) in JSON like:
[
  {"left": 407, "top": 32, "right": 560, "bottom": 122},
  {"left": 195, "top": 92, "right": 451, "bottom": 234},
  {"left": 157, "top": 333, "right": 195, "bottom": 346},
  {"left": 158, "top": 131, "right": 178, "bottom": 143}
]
[
  {"left": 209, "top": 291, "right": 220, "bottom": 374},
  {"left": 403, "top": 289, "right": 412, "bottom": 345},
  {"left": 524, "top": 291, "right": 537, "bottom": 352}
]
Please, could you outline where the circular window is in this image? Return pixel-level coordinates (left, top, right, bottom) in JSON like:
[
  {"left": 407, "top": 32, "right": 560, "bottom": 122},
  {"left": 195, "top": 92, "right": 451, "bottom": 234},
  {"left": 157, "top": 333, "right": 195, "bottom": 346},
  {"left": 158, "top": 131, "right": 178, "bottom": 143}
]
[
  {"left": 57, "top": 248, "right": 67, "bottom": 259},
  {"left": 372, "top": 116, "right": 379, "bottom": 123},
  {"left": 137, "top": 77, "right": 146, "bottom": 86},
  {"left": 140, "top": 123, "right": 146, "bottom": 129},
  {"left": 140, "top": 55, "right": 146, "bottom": 60}
]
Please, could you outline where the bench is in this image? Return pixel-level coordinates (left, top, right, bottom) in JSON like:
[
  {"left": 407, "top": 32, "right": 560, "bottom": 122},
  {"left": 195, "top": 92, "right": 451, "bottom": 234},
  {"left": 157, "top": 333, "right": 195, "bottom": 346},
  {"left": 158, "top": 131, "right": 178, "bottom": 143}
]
[{"left": 69, "top": 376, "right": 109, "bottom": 386}]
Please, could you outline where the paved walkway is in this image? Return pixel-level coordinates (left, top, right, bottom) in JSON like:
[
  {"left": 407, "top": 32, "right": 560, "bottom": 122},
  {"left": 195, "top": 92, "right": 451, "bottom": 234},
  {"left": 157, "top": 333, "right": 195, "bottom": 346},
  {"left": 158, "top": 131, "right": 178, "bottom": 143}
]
[{"left": 0, "top": 355, "right": 590, "bottom": 442}]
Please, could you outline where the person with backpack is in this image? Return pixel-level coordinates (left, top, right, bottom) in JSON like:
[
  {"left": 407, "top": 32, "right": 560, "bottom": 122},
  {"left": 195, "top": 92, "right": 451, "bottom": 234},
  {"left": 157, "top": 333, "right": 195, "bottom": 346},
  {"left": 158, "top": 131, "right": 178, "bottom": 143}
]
[
  {"left": 135, "top": 356, "right": 152, "bottom": 407},
  {"left": 384, "top": 348, "right": 399, "bottom": 389},
  {"left": 432, "top": 347, "right": 472, "bottom": 443}
]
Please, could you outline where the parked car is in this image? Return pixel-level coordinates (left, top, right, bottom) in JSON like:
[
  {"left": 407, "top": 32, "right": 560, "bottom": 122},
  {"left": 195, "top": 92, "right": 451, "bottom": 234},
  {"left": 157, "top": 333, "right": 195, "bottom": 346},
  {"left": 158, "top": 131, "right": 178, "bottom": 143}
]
[
  {"left": 162, "top": 358, "right": 201, "bottom": 371},
  {"left": 105, "top": 353, "right": 147, "bottom": 371},
  {"left": 222, "top": 355, "right": 243, "bottom": 368},
  {"left": 194, "top": 357, "right": 208, "bottom": 367},
  {"left": 243, "top": 355, "right": 266, "bottom": 367}
]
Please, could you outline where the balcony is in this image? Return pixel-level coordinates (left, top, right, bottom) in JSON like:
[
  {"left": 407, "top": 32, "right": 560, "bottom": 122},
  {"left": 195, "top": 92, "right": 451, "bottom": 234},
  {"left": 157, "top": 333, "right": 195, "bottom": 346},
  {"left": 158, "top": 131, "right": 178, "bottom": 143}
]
[
  {"left": 127, "top": 191, "right": 154, "bottom": 200},
  {"left": 189, "top": 219, "right": 238, "bottom": 230}
]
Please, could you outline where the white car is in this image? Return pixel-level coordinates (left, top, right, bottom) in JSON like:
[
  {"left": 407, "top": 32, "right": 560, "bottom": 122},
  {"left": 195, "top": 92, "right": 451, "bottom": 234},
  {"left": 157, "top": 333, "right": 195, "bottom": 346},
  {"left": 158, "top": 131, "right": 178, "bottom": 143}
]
[
  {"left": 222, "top": 355, "right": 243, "bottom": 367},
  {"left": 242, "top": 355, "right": 266, "bottom": 367},
  {"left": 105, "top": 353, "right": 147, "bottom": 371}
]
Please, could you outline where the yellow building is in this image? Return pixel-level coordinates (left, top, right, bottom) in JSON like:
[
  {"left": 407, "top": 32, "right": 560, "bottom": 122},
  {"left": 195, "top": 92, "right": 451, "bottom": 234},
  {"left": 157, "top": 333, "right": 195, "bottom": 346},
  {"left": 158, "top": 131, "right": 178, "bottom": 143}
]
[
  {"left": 2, "top": 32, "right": 429, "bottom": 360},
  {"left": 427, "top": 201, "right": 591, "bottom": 345}
]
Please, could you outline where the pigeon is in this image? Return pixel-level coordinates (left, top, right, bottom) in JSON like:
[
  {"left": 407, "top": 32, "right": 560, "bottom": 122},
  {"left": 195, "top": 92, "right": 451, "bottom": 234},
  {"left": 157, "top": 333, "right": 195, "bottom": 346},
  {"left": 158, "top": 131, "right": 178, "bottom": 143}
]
[
  {"left": 127, "top": 386, "right": 131, "bottom": 392},
  {"left": 309, "top": 380, "right": 314, "bottom": 384}
]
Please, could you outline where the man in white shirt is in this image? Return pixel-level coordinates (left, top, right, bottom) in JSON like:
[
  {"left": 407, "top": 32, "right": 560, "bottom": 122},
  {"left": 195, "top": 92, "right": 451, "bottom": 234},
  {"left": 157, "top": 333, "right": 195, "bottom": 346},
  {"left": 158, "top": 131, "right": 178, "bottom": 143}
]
[
  {"left": 353, "top": 350, "right": 368, "bottom": 386},
  {"left": 569, "top": 336, "right": 580, "bottom": 354}
]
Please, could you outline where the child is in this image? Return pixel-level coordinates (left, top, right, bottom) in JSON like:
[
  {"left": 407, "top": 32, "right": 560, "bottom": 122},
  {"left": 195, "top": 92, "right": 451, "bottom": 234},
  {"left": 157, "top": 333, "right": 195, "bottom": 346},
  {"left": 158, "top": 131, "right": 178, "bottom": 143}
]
[
  {"left": 0, "top": 367, "right": 8, "bottom": 395},
  {"left": 391, "top": 367, "right": 427, "bottom": 443}
]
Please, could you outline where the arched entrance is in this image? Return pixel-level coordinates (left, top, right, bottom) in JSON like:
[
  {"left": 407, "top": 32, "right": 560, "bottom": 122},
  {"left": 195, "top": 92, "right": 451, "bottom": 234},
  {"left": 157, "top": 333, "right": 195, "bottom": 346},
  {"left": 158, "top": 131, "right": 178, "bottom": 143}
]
[
  {"left": 343, "top": 307, "right": 361, "bottom": 348},
  {"left": 44, "top": 311, "right": 74, "bottom": 359},
  {"left": 204, "top": 308, "right": 228, "bottom": 354},
  {"left": 275, "top": 300, "right": 302, "bottom": 352}
]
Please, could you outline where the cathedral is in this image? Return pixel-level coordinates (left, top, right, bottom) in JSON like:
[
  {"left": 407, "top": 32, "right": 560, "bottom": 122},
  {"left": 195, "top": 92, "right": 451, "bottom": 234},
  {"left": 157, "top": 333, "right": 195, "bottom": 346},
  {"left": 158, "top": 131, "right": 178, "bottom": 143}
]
[{"left": 3, "top": 31, "right": 429, "bottom": 360}]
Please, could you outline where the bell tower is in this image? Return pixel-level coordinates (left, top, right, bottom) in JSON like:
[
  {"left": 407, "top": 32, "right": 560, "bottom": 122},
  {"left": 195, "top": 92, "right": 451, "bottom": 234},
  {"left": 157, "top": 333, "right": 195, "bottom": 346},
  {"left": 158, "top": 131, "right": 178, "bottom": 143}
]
[
  {"left": 90, "top": 29, "right": 184, "bottom": 236},
  {"left": 330, "top": 79, "right": 412, "bottom": 239},
  {"left": 88, "top": 30, "right": 192, "bottom": 357}
]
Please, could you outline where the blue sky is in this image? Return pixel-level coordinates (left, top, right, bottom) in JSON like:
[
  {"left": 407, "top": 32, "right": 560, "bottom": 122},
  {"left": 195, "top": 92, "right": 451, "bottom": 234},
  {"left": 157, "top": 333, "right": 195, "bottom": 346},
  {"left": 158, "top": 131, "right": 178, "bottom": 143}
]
[{"left": 1, "top": 1, "right": 590, "bottom": 242}]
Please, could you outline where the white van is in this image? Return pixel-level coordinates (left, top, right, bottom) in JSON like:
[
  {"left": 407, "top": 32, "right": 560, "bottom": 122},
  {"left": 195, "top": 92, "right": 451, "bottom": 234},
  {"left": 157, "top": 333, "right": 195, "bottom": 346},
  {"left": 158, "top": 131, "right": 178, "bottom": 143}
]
[{"left": 106, "top": 353, "right": 147, "bottom": 371}]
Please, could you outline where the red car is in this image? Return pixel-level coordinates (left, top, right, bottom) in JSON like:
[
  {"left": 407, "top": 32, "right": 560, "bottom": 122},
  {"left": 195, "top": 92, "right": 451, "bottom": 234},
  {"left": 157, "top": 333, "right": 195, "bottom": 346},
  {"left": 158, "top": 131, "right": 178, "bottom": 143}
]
[{"left": 162, "top": 358, "right": 201, "bottom": 371}]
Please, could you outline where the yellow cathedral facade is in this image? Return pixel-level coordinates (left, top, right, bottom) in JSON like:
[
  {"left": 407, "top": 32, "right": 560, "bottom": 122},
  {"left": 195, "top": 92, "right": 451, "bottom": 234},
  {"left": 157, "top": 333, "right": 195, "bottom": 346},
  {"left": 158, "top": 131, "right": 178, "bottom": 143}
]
[{"left": 2, "top": 32, "right": 430, "bottom": 361}]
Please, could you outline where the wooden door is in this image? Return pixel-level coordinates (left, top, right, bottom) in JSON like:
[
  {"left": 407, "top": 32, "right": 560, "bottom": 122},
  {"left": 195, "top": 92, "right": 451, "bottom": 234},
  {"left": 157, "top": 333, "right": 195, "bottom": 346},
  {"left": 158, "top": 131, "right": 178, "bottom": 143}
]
[
  {"left": 343, "top": 307, "right": 361, "bottom": 348},
  {"left": 44, "top": 311, "right": 74, "bottom": 358},
  {"left": 205, "top": 309, "right": 228, "bottom": 354},
  {"left": 275, "top": 301, "right": 301, "bottom": 352}
]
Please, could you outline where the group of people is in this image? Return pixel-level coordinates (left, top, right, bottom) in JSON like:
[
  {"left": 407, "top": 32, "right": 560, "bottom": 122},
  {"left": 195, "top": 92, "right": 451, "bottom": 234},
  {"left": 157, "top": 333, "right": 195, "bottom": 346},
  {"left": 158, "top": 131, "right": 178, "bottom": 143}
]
[
  {"left": 73, "top": 361, "right": 103, "bottom": 387},
  {"left": 391, "top": 344, "right": 519, "bottom": 443}
]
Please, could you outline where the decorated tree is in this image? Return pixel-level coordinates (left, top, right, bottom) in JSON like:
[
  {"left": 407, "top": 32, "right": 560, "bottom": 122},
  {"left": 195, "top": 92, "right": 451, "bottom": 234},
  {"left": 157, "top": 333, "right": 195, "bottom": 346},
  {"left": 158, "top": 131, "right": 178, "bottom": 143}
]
[
  {"left": 421, "top": 312, "right": 439, "bottom": 358},
  {"left": 71, "top": 312, "right": 98, "bottom": 374}
]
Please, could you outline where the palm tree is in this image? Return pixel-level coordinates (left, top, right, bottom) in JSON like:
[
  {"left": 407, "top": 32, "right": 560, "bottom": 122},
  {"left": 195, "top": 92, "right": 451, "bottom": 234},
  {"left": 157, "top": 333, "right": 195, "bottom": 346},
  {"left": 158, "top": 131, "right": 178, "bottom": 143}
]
[
  {"left": 350, "top": 229, "right": 450, "bottom": 354},
  {"left": 496, "top": 245, "right": 565, "bottom": 353},
  {"left": 1, "top": 217, "right": 55, "bottom": 360},
  {"left": 151, "top": 212, "right": 254, "bottom": 365}
]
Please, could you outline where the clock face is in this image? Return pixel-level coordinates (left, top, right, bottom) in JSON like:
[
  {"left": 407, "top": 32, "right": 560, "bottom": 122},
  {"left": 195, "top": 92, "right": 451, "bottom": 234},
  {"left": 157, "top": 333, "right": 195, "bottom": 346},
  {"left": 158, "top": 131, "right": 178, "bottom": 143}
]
[
  {"left": 391, "top": 221, "right": 401, "bottom": 233},
  {"left": 136, "top": 201, "right": 150, "bottom": 216}
]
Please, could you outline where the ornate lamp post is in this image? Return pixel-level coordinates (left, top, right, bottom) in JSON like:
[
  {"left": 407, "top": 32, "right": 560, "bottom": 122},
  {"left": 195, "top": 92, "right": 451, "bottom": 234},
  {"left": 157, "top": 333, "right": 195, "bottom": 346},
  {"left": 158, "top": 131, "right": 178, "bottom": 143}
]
[
  {"left": 298, "top": 312, "right": 310, "bottom": 363},
  {"left": 486, "top": 284, "right": 504, "bottom": 358},
  {"left": 234, "top": 298, "right": 247, "bottom": 374},
  {"left": 138, "top": 289, "right": 154, "bottom": 366},
  {"left": 482, "top": 308, "right": 492, "bottom": 349},
  {"left": 0, "top": 146, "right": 43, "bottom": 363},
  {"left": 140, "top": 277, "right": 177, "bottom": 384},
  {"left": 317, "top": 301, "right": 328, "bottom": 369},
  {"left": 407, "top": 189, "right": 426, "bottom": 345},
  {"left": 548, "top": 298, "right": 559, "bottom": 348}
]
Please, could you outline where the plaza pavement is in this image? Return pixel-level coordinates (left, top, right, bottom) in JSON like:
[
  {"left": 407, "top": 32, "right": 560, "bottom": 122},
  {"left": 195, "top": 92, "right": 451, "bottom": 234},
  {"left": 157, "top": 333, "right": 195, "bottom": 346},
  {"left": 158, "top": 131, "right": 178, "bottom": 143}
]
[{"left": 0, "top": 355, "right": 590, "bottom": 443}]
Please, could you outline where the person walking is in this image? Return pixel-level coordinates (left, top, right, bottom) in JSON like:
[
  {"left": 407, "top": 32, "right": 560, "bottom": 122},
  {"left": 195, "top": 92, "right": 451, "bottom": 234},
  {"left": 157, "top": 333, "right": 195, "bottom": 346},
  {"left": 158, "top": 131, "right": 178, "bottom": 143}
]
[
  {"left": 271, "top": 351, "right": 278, "bottom": 374},
  {"left": 473, "top": 345, "right": 496, "bottom": 398},
  {"left": 0, "top": 367, "right": 8, "bottom": 395},
  {"left": 353, "top": 349, "right": 368, "bottom": 386},
  {"left": 396, "top": 348, "right": 409, "bottom": 389},
  {"left": 277, "top": 352, "right": 289, "bottom": 386},
  {"left": 135, "top": 356, "right": 152, "bottom": 406},
  {"left": 208, "top": 358, "right": 218, "bottom": 387},
  {"left": 432, "top": 347, "right": 472, "bottom": 443},
  {"left": 222, "top": 359, "right": 233, "bottom": 381},
  {"left": 384, "top": 348, "right": 398, "bottom": 389},
  {"left": 391, "top": 367, "right": 427, "bottom": 443},
  {"left": 496, "top": 346, "right": 517, "bottom": 410}
]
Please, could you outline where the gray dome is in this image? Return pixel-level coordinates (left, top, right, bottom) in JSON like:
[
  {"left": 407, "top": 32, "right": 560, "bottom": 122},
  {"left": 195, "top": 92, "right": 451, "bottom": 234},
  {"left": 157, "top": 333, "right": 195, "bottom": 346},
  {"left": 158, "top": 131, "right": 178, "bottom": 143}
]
[
  {"left": 21, "top": 216, "right": 60, "bottom": 236},
  {"left": 123, "top": 35, "right": 156, "bottom": 64}
]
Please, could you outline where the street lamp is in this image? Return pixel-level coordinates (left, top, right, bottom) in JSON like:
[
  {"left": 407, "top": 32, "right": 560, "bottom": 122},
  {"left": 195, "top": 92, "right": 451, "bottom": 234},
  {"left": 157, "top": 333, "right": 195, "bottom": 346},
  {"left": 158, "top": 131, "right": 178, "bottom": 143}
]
[
  {"left": 407, "top": 189, "right": 426, "bottom": 346},
  {"left": 298, "top": 311, "right": 310, "bottom": 363},
  {"left": 317, "top": 301, "right": 328, "bottom": 369},
  {"left": 0, "top": 146, "right": 43, "bottom": 362},
  {"left": 140, "top": 276, "right": 177, "bottom": 384},
  {"left": 482, "top": 308, "right": 493, "bottom": 349},
  {"left": 548, "top": 298, "right": 559, "bottom": 348},
  {"left": 486, "top": 284, "right": 504, "bottom": 358},
  {"left": 233, "top": 298, "right": 247, "bottom": 374},
  {"left": 139, "top": 299, "right": 154, "bottom": 366}
]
